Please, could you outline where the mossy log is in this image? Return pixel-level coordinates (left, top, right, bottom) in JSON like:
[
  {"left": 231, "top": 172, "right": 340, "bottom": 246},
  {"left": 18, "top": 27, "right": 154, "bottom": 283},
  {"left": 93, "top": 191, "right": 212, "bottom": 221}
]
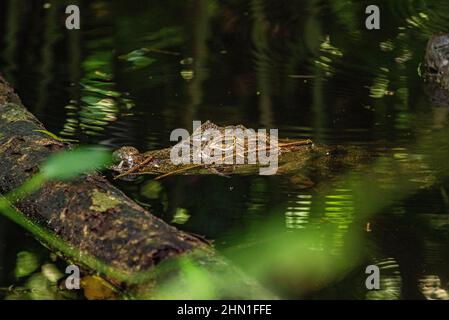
[{"left": 0, "top": 75, "right": 274, "bottom": 299}]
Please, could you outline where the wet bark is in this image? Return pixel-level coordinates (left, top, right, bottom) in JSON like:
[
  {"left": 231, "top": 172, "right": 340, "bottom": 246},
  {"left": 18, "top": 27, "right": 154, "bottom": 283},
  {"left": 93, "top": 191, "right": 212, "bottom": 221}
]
[{"left": 0, "top": 75, "right": 273, "bottom": 299}]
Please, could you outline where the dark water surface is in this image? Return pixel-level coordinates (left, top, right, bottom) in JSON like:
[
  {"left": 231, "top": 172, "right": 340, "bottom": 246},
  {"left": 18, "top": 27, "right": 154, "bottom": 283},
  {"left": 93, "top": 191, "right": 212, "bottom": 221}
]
[{"left": 1, "top": 0, "right": 449, "bottom": 299}]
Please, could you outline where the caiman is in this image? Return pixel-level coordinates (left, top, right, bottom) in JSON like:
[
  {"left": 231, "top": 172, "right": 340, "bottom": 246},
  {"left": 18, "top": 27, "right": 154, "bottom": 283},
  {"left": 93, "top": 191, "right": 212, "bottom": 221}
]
[
  {"left": 423, "top": 33, "right": 449, "bottom": 106},
  {"left": 110, "top": 121, "right": 370, "bottom": 188},
  {"left": 424, "top": 33, "right": 449, "bottom": 88}
]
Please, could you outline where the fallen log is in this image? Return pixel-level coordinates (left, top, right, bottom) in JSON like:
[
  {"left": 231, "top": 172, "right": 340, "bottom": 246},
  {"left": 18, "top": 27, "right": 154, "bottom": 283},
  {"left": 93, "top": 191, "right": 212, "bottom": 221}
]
[{"left": 0, "top": 75, "right": 274, "bottom": 299}]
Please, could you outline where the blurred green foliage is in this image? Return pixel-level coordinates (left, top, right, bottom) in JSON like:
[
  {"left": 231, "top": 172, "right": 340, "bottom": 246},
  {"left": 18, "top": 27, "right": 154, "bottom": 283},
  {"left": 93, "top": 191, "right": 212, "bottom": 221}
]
[{"left": 41, "top": 147, "right": 111, "bottom": 181}]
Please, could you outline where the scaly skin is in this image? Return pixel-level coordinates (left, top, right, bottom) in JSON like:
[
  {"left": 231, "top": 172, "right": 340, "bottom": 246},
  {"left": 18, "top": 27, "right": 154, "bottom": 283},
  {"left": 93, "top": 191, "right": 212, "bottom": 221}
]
[{"left": 424, "top": 33, "right": 449, "bottom": 90}]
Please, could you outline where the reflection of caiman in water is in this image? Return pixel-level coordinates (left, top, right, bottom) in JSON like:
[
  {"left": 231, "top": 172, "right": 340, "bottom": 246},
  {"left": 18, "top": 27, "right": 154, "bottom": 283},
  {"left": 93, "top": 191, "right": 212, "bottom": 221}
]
[{"left": 110, "top": 121, "right": 371, "bottom": 188}]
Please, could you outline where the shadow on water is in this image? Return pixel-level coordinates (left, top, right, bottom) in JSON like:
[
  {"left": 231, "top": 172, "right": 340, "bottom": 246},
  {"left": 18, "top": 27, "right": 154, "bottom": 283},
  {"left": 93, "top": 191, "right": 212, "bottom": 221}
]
[{"left": 1, "top": 0, "right": 449, "bottom": 299}]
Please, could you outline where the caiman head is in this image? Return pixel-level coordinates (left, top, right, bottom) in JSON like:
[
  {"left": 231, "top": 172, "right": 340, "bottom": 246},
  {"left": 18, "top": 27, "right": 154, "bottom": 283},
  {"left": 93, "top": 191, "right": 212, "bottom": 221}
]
[
  {"left": 424, "top": 33, "right": 449, "bottom": 89},
  {"left": 111, "top": 146, "right": 142, "bottom": 174}
]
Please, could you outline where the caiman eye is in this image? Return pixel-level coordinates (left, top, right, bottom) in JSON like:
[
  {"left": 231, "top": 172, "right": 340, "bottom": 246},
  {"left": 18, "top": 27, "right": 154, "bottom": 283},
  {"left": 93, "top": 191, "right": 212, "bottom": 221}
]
[{"left": 427, "top": 66, "right": 439, "bottom": 74}]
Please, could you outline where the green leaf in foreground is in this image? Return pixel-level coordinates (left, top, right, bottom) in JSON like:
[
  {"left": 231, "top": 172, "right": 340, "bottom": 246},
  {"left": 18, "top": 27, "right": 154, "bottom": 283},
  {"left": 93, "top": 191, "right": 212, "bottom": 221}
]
[{"left": 41, "top": 147, "right": 112, "bottom": 181}]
